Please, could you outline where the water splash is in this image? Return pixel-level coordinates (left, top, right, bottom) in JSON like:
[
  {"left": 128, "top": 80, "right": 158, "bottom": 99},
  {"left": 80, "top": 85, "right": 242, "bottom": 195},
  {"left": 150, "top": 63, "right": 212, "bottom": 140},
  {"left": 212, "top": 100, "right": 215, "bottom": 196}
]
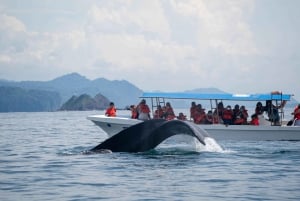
[
  {"left": 161, "top": 135, "right": 233, "bottom": 154},
  {"left": 194, "top": 137, "right": 227, "bottom": 153}
]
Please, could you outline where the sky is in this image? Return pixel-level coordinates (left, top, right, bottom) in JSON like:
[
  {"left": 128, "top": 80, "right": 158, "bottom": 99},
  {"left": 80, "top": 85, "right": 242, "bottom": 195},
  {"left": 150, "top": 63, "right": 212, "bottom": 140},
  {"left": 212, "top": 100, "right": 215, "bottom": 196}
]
[{"left": 0, "top": 0, "right": 300, "bottom": 101}]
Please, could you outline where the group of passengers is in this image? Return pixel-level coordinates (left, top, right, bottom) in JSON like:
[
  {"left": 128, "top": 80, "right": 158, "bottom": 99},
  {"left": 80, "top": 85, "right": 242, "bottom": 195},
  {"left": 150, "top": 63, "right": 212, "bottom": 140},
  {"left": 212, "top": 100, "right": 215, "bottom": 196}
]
[
  {"left": 129, "top": 99, "right": 151, "bottom": 120},
  {"left": 190, "top": 101, "right": 249, "bottom": 125},
  {"left": 106, "top": 99, "right": 299, "bottom": 126},
  {"left": 254, "top": 101, "right": 300, "bottom": 126},
  {"left": 190, "top": 100, "right": 297, "bottom": 126},
  {"left": 252, "top": 100, "right": 283, "bottom": 125},
  {"left": 106, "top": 99, "right": 251, "bottom": 125},
  {"left": 153, "top": 102, "right": 177, "bottom": 120},
  {"left": 105, "top": 99, "right": 152, "bottom": 120},
  {"left": 130, "top": 100, "right": 179, "bottom": 121}
]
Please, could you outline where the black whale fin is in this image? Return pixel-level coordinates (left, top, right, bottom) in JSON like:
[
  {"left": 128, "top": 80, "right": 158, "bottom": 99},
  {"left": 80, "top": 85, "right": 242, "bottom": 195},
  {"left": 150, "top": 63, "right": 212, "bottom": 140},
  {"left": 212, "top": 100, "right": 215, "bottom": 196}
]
[{"left": 90, "top": 119, "right": 209, "bottom": 153}]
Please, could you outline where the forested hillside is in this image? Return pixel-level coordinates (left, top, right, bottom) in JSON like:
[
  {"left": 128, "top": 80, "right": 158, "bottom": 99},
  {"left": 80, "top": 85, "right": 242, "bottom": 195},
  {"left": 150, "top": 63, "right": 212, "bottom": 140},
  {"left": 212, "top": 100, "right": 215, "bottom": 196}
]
[{"left": 0, "top": 86, "right": 61, "bottom": 112}]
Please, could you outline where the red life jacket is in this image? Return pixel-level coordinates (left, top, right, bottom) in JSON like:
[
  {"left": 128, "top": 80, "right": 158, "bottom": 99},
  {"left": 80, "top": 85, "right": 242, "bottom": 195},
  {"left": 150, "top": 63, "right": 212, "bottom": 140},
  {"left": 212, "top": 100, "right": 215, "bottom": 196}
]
[
  {"left": 105, "top": 107, "right": 116, "bottom": 117},
  {"left": 294, "top": 107, "right": 300, "bottom": 120},
  {"left": 190, "top": 106, "right": 197, "bottom": 119},
  {"left": 194, "top": 109, "right": 206, "bottom": 124},
  {"left": 139, "top": 104, "right": 150, "bottom": 113},
  {"left": 223, "top": 109, "right": 233, "bottom": 120},
  {"left": 250, "top": 118, "right": 259, "bottom": 126},
  {"left": 234, "top": 118, "right": 245, "bottom": 125},
  {"left": 165, "top": 107, "right": 175, "bottom": 120},
  {"left": 131, "top": 110, "right": 138, "bottom": 119}
]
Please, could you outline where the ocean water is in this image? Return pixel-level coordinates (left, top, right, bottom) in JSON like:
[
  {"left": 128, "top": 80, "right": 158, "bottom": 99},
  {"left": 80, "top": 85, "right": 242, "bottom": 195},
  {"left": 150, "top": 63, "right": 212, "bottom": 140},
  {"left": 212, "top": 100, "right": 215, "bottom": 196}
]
[{"left": 1, "top": 111, "right": 300, "bottom": 201}]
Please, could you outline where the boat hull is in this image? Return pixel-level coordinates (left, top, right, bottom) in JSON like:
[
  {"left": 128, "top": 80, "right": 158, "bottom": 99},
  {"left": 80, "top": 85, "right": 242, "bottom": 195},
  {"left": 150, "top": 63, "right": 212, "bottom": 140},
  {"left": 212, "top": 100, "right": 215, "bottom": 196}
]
[
  {"left": 87, "top": 115, "right": 300, "bottom": 141},
  {"left": 202, "top": 124, "right": 300, "bottom": 141},
  {"left": 87, "top": 115, "right": 141, "bottom": 136}
]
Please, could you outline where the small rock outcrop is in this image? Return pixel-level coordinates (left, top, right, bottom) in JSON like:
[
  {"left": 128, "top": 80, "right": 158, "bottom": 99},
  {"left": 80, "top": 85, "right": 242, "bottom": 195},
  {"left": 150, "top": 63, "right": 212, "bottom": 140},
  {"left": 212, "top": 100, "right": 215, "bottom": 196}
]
[{"left": 59, "top": 93, "right": 110, "bottom": 111}]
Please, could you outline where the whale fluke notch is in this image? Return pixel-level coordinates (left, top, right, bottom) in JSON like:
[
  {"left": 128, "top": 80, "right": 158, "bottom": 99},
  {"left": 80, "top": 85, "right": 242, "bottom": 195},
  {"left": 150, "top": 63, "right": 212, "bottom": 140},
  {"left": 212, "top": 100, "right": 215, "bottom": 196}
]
[{"left": 90, "top": 119, "right": 210, "bottom": 153}]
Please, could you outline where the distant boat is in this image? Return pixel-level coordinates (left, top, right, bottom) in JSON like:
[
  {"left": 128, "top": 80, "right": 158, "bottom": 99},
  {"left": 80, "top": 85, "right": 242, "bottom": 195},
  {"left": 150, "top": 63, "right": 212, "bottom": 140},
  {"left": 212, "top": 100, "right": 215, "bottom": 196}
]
[{"left": 87, "top": 92, "right": 300, "bottom": 141}]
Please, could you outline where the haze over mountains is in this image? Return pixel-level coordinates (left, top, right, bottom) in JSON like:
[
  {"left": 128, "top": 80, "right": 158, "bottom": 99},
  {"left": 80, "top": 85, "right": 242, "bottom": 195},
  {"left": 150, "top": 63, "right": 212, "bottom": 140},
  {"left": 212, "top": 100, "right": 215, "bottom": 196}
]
[{"left": 0, "top": 72, "right": 298, "bottom": 112}]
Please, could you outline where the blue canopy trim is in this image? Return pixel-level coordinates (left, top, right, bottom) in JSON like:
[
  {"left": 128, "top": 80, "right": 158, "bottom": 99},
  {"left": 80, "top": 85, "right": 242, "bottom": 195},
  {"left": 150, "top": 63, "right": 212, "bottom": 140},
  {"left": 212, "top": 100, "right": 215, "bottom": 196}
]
[{"left": 140, "top": 92, "right": 292, "bottom": 101}]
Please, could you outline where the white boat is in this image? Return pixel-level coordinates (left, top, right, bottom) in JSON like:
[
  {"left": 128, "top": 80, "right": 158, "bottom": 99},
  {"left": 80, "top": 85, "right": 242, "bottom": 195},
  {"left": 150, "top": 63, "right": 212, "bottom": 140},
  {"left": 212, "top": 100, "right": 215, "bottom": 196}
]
[{"left": 87, "top": 92, "right": 300, "bottom": 141}]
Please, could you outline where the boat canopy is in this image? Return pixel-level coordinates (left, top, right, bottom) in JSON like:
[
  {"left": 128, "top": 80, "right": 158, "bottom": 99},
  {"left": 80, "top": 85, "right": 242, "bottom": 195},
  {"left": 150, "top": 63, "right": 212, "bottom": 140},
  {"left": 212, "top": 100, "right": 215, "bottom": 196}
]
[{"left": 140, "top": 92, "right": 292, "bottom": 101}]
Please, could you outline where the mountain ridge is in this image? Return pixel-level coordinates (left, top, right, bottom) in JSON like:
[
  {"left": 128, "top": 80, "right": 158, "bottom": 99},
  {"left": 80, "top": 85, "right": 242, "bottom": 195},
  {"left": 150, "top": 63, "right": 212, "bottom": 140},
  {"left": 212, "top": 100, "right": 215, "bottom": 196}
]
[
  {"left": 0, "top": 72, "right": 143, "bottom": 109},
  {"left": 0, "top": 72, "right": 298, "bottom": 112}
]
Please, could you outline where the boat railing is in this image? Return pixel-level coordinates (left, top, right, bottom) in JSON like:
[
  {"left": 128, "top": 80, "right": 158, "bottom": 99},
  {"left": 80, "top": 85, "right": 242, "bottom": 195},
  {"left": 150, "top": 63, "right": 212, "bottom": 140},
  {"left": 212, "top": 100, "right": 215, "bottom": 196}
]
[
  {"left": 270, "top": 91, "right": 286, "bottom": 126},
  {"left": 151, "top": 97, "right": 166, "bottom": 116}
]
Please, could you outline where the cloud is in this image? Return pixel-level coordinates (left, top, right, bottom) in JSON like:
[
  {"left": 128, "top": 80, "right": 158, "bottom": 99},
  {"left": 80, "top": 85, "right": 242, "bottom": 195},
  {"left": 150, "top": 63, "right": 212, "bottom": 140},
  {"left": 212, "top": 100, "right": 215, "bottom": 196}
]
[
  {"left": 0, "top": 54, "right": 11, "bottom": 63},
  {"left": 0, "top": 0, "right": 299, "bottom": 100},
  {"left": 0, "top": 14, "right": 25, "bottom": 32},
  {"left": 170, "top": 0, "right": 258, "bottom": 55},
  {"left": 0, "top": 14, "right": 27, "bottom": 53},
  {"left": 86, "top": 1, "right": 171, "bottom": 39},
  {"left": 0, "top": 11, "right": 87, "bottom": 74}
]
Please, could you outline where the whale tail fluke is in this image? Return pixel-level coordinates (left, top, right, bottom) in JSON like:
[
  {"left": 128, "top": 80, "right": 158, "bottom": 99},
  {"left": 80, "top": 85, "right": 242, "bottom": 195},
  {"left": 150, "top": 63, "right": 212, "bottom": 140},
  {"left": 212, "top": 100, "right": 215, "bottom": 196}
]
[{"left": 90, "top": 119, "right": 210, "bottom": 153}]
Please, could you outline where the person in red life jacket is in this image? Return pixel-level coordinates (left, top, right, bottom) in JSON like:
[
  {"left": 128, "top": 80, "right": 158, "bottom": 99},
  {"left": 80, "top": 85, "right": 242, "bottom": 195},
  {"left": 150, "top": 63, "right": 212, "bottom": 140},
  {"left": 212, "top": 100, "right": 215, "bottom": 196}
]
[
  {"left": 105, "top": 102, "right": 116, "bottom": 117},
  {"left": 194, "top": 104, "right": 206, "bottom": 124},
  {"left": 222, "top": 105, "right": 233, "bottom": 125},
  {"left": 153, "top": 105, "right": 164, "bottom": 119},
  {"left": 177, "top": 112, "right": 187, "bottom": 120},
  {"left": 233, "top": 105, "right": 249, "bottom": 125},
  {"left": 130, "top": 105, "right": 138, "bottom": 119},
  {"left": 164, "top": 102, "right": 176, "bottom": 120},
  {"left": 293, "top": 104, "right": 300, "bottom": 126},
  {"left": 190, "top": 101, "right": 197, "bottom": 121},
  {"left": 137, "top": 99, "right": 151, "bottom": 120},
  {"left": 250, "top": 114, "right": 259, "bottom": 126},
  {"left": 287, "top": 104, "right": 300, "bottom": 126},
  {"left": 293, "top": 104, "right": 300, "bottom": 119}
]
